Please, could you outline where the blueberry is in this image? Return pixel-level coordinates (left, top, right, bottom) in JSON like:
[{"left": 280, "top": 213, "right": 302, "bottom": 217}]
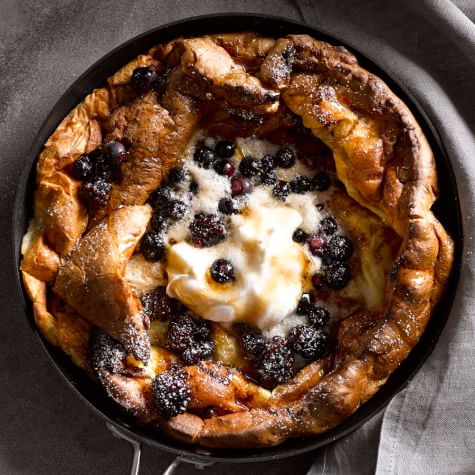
[
  {"left": 312, "top": 171, "right": 331, "bottom": 191},
  {"left": 292, "top": 228, "right": 308, "bottom": 243},
  {"left": 308, "top": 306, "right": 330, "bottom": 327},
  {"left": 320, "top": 217, "right": 338, "bottom": 236},
  {"left": 290, "top": 175, "right": 311, "bottom": 194},
  {"left": 190, "top": 213, "right": 227, "bottom": 247},
  {"left": 215, "top": 140, "right": 235, "bottom": 158},
  {"left": 104, "top": 141, "right": 127, "bottom": 159},
  {"left": 149, "top": 187, "right": 172, "bottom": 209},
  {"left": 131, "top": 66, "right": 159, "bottom": 94},
  {"left": 231, "top": 175, "right": 252, "bottom": 196},
  {"left": 307, "top": 234, "right": 327, "bottom": 257},
  {"left": 214, "top": 159, "right": 236, "bottom": 177},
  {"left": 218, "top": 198, "right": 239, "bottom": 215},
  {"left": 272, "top": 180, "right": 291, "bottom": 201},
  {"left": 325, "top": 263, "right": 351, "bottom": 289},
  {"left": 141, "top": 232, "right": 167, "bottom": 262},
  {"left": 328, "top": 235, "right": 354, "bottom": 262},
  {"left": 79, "top": 180, "right": 111, "bottom": 208},
  {"left": 71, "top": 154, "right": 93, "bottom": 181},
  {"left": 288, "top": 325, "right": 328, "bottom": 359},
  {"left": 275, "top": 148, "right": 296, "bottom": 168},
  {"left": 296, "top": 292, "right": 315, "bottom": 315},
  {"left": 210, "top": 259, "right": 235, "bottom": 284},
  {"left": 193, "top": 144, "right": 216, "bottom": 169},
  {"left": 239, "top": 156, "right": 261, "bottom": 178}
]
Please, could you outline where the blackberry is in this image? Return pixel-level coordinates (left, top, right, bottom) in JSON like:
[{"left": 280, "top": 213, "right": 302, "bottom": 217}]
[
  {"left": 140, "top": 287, "right": 178, "bottom": 322},
  {"left": 210, "top": 259, "right": 235, "bottom": 284},
  {"left": 275, "top": 148, "right": 296, "bottom": 168},
  {"left": 307, "top": 234, "right": 328, "bottom": 257},
  {"left": 272, "top": 180, "right": 291, "bottom": 201},
  {"left": 288, "top": 325, "right": 327, "bottom": 359},
  {"left": 190, "top": 213, "right": 227, "bottom": 247},
  {"left": 325, "top": 263, "right": 352, "bottom": 289},
  {"left": 213, "top": 159, "right": 236, "bottom": 177},
  {"left": 290, "top": 175, "right": 311, "bottom": 194},
  {"left": 79, "top": 180, "right": 111, "bottom": 208},
  {"left": 131, "top": 66, "right": 159, "bottom": 94},
  {"left": 149, "top": 187, "right": 172, "bottom": 210},
  {"left": 215, "top": 140, "right": 235, "bottom": 158},
  {"left": 260, "top": 154, "right": 276, "bottom": 171},
  {"left": 193, "top": 317, "right": 211, "bottom": 342},
  {"left": 231, "top": 175, "right": 252, "bottom": 196},
  {"left": 240, "top": 331, "right": 266, "bottom": 356},
  {"left": 320, "top": 217, "right": 338, "bottom": 236},
  {"left": 90, "top": 329, "right": 126, "bottom": 373},
  {"left": 256, "top": 336, "right": 294, "bottom": 386},
  {"left": 151, "top": 368, "right": 191, "bottom": 419},
  {"left": 239, "top": 156, "right": 261, "bottom": 178},
  {"left": 296, "top": 292, "right": 315, "bottom": 315},
  {"left": 260, "top": 168, "right": 277, "bottom": 185},
  {"left": 218, "top": 198, "right": 239, "bottom": 215},
  {"left": 141, "top": 232, "right": 167, "bottom": 262},
  {"left": 328, "top": 235, "right": 354, "bottom": 262},
  {"left": 292, "top": 228, "right": 308, "bottom": 243},
  {"left": 163, "top": 199, "right": 187, "bottom": 222},
  {"left": 71, "top": 154, "right": 93, "bottom": 181},
  {"left": 312, "top": 171, "right": 331, "bottom": 191},
  {"left": 182, "top": 340, "right": 215, "bottom": 365},
  {"left": 166, "top": 167, "right": 188, "bottom": 187},
  {"left": 308, "top": 306, "right": 330, "bottom": 328},
  {"left": 150, "top": 212, "right": 169, "bottom": 233},
  {"left": 311, "top": 272, "right": 325, "bottom": 289},
  {"left": 166, "top": 314, "right": 196, "bottom": 352},
  {"left": 193, "top": 144, "right": 216, "bottom": 169}
]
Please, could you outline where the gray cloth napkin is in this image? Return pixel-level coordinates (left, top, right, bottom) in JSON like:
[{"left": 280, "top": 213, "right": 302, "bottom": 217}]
[{"left": 1, "top": 1, "right": 473, "bottom": 474}]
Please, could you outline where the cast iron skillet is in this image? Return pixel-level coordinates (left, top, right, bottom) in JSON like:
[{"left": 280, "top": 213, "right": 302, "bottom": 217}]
[{"left": 12, "top": 13, "right": 462, "bottom": 474}]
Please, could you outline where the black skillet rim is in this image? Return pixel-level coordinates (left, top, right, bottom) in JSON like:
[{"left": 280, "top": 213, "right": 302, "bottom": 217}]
[{"left": 11, "top": 13, "right": 463, "bottom": 464}]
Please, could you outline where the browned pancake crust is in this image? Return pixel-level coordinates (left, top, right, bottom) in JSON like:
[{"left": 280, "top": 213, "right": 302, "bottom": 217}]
[{"left": 21, "top": 33, "right": 453, "bottom": 448}]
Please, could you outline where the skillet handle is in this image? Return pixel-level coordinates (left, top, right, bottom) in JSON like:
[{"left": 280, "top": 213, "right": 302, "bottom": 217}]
[
  {"left": 106, "top": 423, "right": 142, "bottom": 475},
  {"left": 162, "top": 456, "right": 214, "bottom": 475}
]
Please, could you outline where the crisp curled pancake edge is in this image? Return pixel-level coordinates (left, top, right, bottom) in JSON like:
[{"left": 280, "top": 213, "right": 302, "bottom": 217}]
[{"left": 20, "top": 33, "right": 454, "bottom": 448}]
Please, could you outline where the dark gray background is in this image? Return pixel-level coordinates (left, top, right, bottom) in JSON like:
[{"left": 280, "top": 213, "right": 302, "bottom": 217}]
[{"left": 1, "top": 1, "right": 473, "bottom": 474}]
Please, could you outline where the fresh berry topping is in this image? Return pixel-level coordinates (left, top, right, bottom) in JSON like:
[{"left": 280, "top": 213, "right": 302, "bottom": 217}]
[
  {"left": 290, "top": 175, "right": 311, "bottom": 194},
  {"left": 210, "top": 259, "right": 235, "bottom": 284},
  {"left": 215, "top": 140, "right": 235, "bottom": 158},
  {"left": 308, "top": 306, "right": 330, "bottom": 327},
  {"left": 167, "top": 167, "right": 188, "bottom": 187},
  {"left": 288, "top": 325, "right": 328, "bottom": 359},
  {"left": 193, "top": 317, "right": 211, "bottom": 341},
  {"left": 218, "top": 198, "right": 239, "bottom": 215},
  {"left": 140, "top": 287, "right": 178, "bottom": 322},
  {"left": 307, "top": 234, "right": 328, "bottom": 257},
  {"left": 190, "top": 213, "right": 227, "bottom": 247},
  {"left": 275, "top": 148, "right": 296, "bottom": 168},
  {"left": 241, "top": 333, "right": 266, "bottom": 357},
  {"left": 149, "top": 187, "right": 172, "bottom": 209},
  {"left": 231, "top": 175, "right": 252, "bottom": 196},
  {"left": 79, "top": 180, "right": 111, "bottom": 208},
  {"left": 312, "top": 171, "right": 331, "bottom": 191},
  {"left": 325, "top": 263, "right": 352, "bottom": 289},
  {"left": 90, "top": 329, "right": 126, "bottom": 373},
  {"left": 261, "top": 154, "right": 276, "bottom": 171},
  {"left": 163, "top": 199, "right": 187, "bottom": 222},
  {"left": 166, "top": 314, "right": 196, "bottom": 352},
  {"left": 104, "top": 140, "right": 127, "bottom": 159},
  {"left": 239, "top": 156, "right": 261, "bottom": 178},
  {"left": 311, "top": 272, "right": 325, "bottom": 289},
  {"left": 141, "top": 232, "right": 167, "bottom": 262},
  {"left": 328, "top": 235, "right": 354, "bottom": 262},
  {"left": 257, "top": 336, "right": 294, "bottom": 386},
  {"left": 150, "top": 212, "right": 169, "bottom": 233},
  {"left": 71, "top": 154, "right": 93, "bottom": 181},
  {"left": 151, "top": 368, "right": 191, "bottom": 419},
  {"left": 292, "top": 228, "right": 308, "bottom": 243},
  {"left": 214, "top": 159, "right": 236, "bottom": 177},
  {"left": 320, "top": 217, "right": 338, "bottom": 236},
  {"left": 131, "top": 66, "right": 159, "bottom": 94},
  {"left": 260, "top": 168, "right": 277, "bottom": 185},
  {"left": 296, "top": 292, "right": 316, "bottom": 315},
  {"left": 193, "top": 144, "right": 216, "bottom": 169},
  {"left": 272, "top": 180, "right": 291, "bottom": 201},
  {"left": 182, "top": 340, "right": 215, "bottom": 365},
  {"left": 189, "top": 181, "right": 199, "bottom": 194},
  {"left": 92, "top": 156, "right": 114, "bottom": 182}
]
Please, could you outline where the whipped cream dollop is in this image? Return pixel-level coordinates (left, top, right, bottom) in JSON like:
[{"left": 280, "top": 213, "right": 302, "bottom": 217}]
[{"left": 166, "top": 203, "right": 307, "bottom": 330}]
